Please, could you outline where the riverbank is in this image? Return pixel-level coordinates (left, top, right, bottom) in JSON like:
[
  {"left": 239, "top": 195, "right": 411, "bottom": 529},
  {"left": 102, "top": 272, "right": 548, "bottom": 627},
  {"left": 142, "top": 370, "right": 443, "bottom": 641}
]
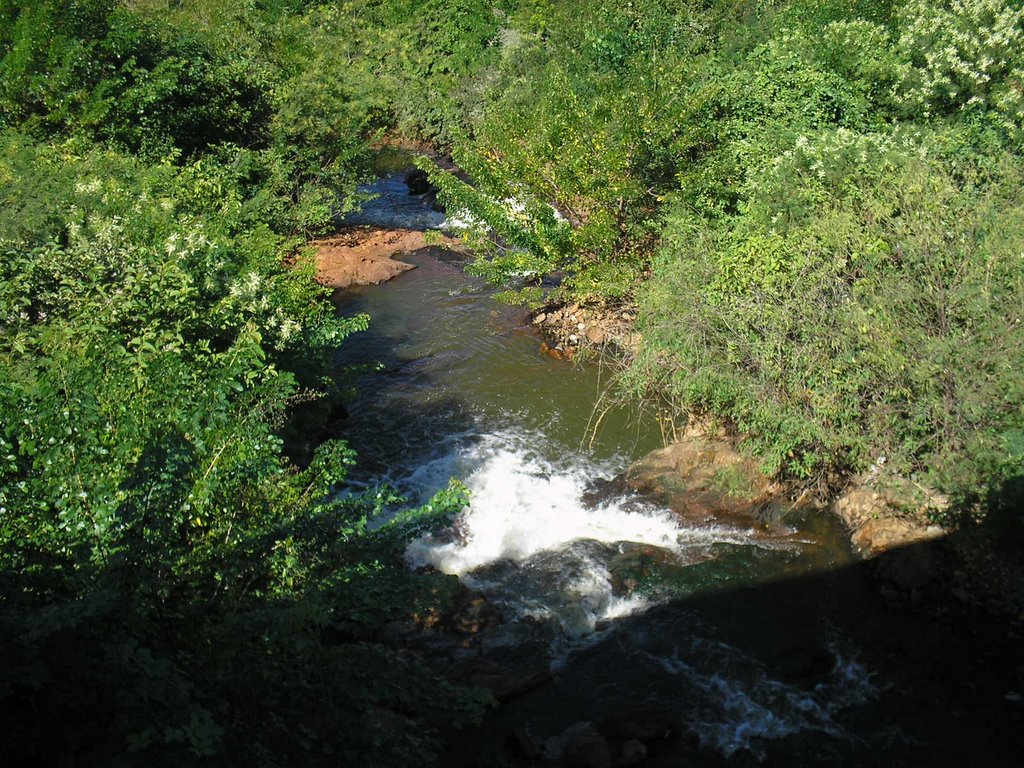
[
  {"left": 523, "top": 298, "right": 1024, "bottom": 621},
  {"left": 317, "top": 211, "right": 1022, "bottom": 618},
  {"left": 630, "top": 429, "right": 1024, "bottom": 613},
  {"left": 334, "top": 125, "right": 1024, "bottom": 618}
]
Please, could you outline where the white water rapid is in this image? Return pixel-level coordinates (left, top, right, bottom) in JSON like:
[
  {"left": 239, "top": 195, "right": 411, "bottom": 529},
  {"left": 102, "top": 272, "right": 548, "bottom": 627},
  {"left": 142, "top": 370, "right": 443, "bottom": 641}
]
[{"left": 397, "top": 429, "right": 791, "bottom": 637}]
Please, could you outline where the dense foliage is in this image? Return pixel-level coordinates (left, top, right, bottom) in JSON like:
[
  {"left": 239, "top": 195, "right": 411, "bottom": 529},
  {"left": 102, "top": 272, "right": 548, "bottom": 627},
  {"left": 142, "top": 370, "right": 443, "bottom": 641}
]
[
  {"left": 627, "top": 1, "right": 1024, "bottom": 500},
  {"left": 3, "top": 0, "right": 1023, "bottom": 764},
  {"left": 0, "top": 1, "right": 497, "bottom": 765},
  {"left": 427, "top": 0, "right": 1024, "bottom": 518}
]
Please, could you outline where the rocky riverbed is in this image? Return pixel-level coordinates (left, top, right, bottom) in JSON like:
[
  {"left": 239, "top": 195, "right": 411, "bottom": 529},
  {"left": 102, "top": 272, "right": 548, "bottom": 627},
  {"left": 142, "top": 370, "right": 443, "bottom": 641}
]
[{"left": 531, "top": 300, "right": 642, "bottom": 360}]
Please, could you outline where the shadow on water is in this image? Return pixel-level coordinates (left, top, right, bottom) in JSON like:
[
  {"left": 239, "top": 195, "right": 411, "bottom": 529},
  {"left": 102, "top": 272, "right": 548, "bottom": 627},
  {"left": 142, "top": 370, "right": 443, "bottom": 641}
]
[{"left": 443, "top": 532, "right": 1024, "bottom": 767}]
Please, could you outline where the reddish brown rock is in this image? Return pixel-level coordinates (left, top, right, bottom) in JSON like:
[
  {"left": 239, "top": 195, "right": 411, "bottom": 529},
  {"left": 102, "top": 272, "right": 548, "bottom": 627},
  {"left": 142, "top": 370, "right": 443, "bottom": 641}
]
[
  {"left": 851, "top": 518, "right": 944, "bottom": 555},
  {"left": 540, "top": 342, "right": 573, "bottom": 360},
  {"left": 834, "top": 478, "right": 947, "bottom": 557},
  {"left": 311, "top": 227, "right": 460, "bottom": 289}
]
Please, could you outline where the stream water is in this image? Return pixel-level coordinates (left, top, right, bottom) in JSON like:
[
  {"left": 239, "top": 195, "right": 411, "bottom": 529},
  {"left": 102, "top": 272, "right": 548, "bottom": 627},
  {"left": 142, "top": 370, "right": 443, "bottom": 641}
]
[{"left": 329, "top": 173, "right": 1020, "bottom": 766}]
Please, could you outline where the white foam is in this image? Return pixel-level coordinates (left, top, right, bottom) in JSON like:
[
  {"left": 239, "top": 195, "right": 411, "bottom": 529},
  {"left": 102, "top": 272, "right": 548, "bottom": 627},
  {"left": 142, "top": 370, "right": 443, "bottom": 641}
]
[
  {"left": 647, "top": 637, "right": 876, "bottom": 758},
  {"left": 394, "top": 430, "right": 786, "bottom": 640},
  {"left": 391, "top": 428, "right": 804, "bottom": 650},
  {"left": 403, "top": 432, "right": 744, "bottom": 575}
]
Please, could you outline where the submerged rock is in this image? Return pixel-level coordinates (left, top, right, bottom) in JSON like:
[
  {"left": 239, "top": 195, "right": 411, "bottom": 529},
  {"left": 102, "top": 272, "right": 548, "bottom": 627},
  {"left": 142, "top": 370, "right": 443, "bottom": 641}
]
[
  {"left": 597, "top": 709, "right": 682, "bottom": 745},
  {"left": 617, "top": 739, "right": 647, "bottom": 766},
  {"left": 404, "top": 167, "right": 433, "bottom": 195},
  {"left": 580, "top": 475, "right": 629, "bottom": 508},
  {"left": 446, "top": 657, "right": 553, "bottom": 702},
  {"left": 546, "top": 722, "right": 613, "bottom": 768},
  {"left": 540, "top": 341, "right": 573, "bottom": 360},
  {"left": 607, "top": 545, "right": 674, "bottom": 596}
]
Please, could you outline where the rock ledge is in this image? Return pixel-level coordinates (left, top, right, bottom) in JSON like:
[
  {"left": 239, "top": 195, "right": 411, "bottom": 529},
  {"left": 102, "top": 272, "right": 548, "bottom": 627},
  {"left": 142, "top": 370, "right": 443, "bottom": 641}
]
[{"left": 311, "top": 226, "right": 459, "bottom": 289}]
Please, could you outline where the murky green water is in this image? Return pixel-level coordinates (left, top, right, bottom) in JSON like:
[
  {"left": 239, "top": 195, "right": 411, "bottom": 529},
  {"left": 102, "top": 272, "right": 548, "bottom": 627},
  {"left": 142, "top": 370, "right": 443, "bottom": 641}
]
[{"left": 334, "top": 248, "right": 663, "bottom": 470}]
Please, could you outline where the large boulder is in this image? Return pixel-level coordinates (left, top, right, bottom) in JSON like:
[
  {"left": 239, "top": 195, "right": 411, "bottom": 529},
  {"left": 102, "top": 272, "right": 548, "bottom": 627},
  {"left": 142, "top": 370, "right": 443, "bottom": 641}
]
[
  {"left": 833, "top": 475, "right": 948, "bottom": 594},
  {"left": 618, "top": 739, "right": 648, "bottom": 766},
  {"left": 566, "top": 727, "right": 613, "bottom": 768},
  {"left": 626, "top": 436, "right": 779, "bottom": 523},
  {"left": 311, "top": 228, "right": 424, "bottom": 289},
  {"left": 607, "top": 545, "right": 675, "bottom": 596},
  {"left": 546, "top": 722, "right": 613, "bottom": 768}
]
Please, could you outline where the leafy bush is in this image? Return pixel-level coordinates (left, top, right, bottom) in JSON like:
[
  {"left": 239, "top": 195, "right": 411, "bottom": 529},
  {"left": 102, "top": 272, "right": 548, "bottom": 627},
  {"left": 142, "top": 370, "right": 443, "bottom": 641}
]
[
  {"left": 420, "top": 0, "right": 704, "bottom": 302},
  {"left": 0, "top": 1, "right": 272, "bottom": 156},
  {"left": 895, "top": 0, "right": 1024, "bottom": 129},
  {"left": 424, "top": 0, "right": 1024, "bottom": 514},
  {"left": 0, "top": 1, "right": 502, "bottom": 761},
  {"left": 629, "top": 129, "right": 1024, "bottom": 496}
]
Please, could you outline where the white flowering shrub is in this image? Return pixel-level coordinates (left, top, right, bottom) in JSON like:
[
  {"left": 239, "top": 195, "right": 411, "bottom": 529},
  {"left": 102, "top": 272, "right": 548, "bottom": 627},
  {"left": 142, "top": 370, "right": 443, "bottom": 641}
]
[
  {"left": 896, "top": 0, "right": 1024, "bottom": 122},
  {"left": 740, "top": 128, "right": 926, "bottom": 233}
]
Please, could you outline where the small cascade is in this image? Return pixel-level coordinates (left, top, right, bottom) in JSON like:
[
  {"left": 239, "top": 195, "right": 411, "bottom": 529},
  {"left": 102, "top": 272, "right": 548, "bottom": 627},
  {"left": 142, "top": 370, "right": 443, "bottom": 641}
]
[{"left": 400, "top": 430, "right": 792, "bottom": 638}]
